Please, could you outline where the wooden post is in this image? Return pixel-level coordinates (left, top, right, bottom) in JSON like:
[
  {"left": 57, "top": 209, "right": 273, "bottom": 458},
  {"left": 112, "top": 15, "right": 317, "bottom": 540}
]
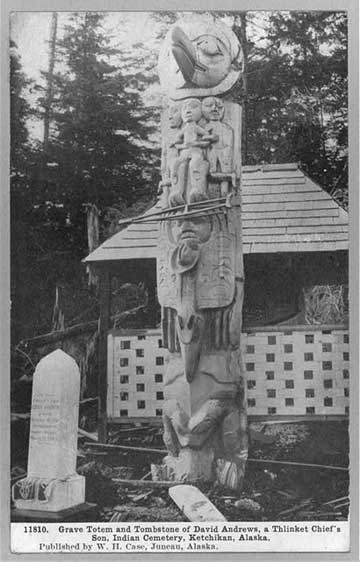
[{"left": 98, "top": 269, "right": 111, "bottom": 442}]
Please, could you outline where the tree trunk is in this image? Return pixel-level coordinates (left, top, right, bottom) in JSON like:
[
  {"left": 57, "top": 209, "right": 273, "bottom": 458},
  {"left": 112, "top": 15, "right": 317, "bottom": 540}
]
[{"left": 43, "top": 12, "right": 58, "bottom": 153}]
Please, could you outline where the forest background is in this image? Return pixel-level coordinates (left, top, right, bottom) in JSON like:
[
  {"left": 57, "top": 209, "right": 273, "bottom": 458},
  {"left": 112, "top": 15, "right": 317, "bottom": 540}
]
[{"left": 10, "top": 11, "right": 348, "bottom": 392}]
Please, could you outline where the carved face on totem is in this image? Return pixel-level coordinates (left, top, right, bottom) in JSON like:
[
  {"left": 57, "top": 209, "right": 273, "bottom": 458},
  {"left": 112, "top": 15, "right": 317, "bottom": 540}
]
[
  {"left": 202, "top": 96, "right": 225, "bottom": 121},
  {"left": 169, "top": 104, "right": 182, "bottom": 128},
  {"left": 169, "top": 216, "right": 213, "bottom": 274},
  {"left": 181, "top": 98, "right": 202, "bottom": 123}
]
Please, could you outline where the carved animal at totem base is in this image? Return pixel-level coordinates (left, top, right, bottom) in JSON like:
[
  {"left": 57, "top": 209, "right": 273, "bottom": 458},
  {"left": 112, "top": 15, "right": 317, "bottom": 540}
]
[{"left": 157, "top": 16, "right": 247, "bottom": 490}]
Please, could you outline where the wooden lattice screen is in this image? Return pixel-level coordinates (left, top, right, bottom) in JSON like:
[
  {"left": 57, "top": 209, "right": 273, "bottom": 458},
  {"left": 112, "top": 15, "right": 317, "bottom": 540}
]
[{"left": 107, "top": 326, "right": 349, "bottom": 422}]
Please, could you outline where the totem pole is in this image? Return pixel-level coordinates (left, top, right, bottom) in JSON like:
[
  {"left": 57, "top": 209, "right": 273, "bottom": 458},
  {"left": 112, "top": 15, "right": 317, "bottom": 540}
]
[{"left": 156, "top": 15, "right": 247, "bottom": 490}]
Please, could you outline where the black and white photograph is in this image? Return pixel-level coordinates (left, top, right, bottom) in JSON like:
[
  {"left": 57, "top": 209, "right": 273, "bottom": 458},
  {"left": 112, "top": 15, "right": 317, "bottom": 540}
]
[{"left": 6, "top": 5, "right": 358, "bottom": 557}]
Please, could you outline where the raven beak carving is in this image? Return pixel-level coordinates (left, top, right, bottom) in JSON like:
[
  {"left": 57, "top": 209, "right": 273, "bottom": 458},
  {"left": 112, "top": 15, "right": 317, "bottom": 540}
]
[{"left": 171, "top": 26, "right": 207, "bottom": 84}]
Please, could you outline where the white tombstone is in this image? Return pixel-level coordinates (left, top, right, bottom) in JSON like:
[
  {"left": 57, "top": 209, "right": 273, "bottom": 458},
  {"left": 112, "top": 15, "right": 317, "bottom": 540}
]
[{"left": 12, "top": 350, "right": 85, "bottom": 512}]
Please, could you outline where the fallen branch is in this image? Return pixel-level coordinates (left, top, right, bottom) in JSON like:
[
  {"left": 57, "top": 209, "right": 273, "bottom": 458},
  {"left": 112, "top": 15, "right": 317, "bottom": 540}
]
[
  {"left": 85, "top": 443, "right": 349, "bottom": 471},
  {"left": 248, "top": 458, "right": 348, "bottom": 472},
  {"left": 322, "top": 496, "right": 349, "bottom": 506},
  {"left": 112, "top": 478, "right": 199, "bottom": 489},
  {"left": 85, "top": 442, "right": 166, "bottom": 455},
  {"left": 278, "top": 499, "right": 312, "bottom": 516},
  {"left": 18, "top": 304, "right": 147, "bottom": 348}
]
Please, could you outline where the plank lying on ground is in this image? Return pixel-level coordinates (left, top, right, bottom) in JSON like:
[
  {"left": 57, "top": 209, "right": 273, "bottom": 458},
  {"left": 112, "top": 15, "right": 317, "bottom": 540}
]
[
  {"left": 112, "top": 478, "right": 199, "bottom": 489},
  {"left": 169, "top": 485, "right": 226, "bottom": 521},
  {"left": 85, "top": 442, "right": 166, "bottom": 454},
  {"left": 85, "top": 443, "right": 349, "bottom": 471},
  {"left": 78, "top": 428, "right": 98, "bottom": 441},
  {"left": 249, "top": 458, "right": 349, "bottom": 471}
]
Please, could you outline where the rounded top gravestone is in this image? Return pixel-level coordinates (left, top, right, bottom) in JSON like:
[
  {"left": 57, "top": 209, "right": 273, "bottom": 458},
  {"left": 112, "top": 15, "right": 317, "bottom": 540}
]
[{"left": 27, "top": 349, "right": 81, "bottom": 479}]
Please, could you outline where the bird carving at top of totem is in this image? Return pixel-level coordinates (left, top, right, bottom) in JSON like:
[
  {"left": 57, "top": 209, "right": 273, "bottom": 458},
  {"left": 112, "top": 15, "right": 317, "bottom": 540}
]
[{"left": 158, "top": 16, "right": 243, "bottom": 99}]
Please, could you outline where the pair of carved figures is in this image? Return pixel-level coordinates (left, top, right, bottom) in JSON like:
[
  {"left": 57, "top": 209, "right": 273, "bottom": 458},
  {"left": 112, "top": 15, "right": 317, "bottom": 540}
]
[{"left": 160, "top": 96, "right": 234, "bottom": 207}]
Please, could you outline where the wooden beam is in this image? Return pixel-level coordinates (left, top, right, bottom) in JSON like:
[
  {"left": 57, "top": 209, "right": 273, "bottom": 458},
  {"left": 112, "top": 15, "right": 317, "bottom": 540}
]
[{"left": 98, "top": 269, "right": 111, "bottom": 443}]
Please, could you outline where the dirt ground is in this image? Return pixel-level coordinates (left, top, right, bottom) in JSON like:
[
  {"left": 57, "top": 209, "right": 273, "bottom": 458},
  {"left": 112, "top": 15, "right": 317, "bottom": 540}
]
[
  {"left": 11, "top": 419, "right": 349, "bottom": 522},
  {"left": 76, "top": 421, "right": 349, "bottom": 522}
]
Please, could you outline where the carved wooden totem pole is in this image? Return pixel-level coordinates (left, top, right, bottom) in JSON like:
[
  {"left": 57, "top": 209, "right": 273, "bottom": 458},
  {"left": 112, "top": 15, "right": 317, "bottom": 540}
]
[{"left": 157, "top": 15, "right": 247, "bottom": 490}]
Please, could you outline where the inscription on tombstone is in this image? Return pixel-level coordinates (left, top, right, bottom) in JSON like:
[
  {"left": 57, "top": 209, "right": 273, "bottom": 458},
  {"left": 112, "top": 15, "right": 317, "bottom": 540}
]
[{"left": 12, "top": 349, "right": 85, "bottom": 512}]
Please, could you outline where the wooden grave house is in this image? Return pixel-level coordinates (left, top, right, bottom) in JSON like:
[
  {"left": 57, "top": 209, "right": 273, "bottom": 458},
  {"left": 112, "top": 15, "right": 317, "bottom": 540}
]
[{"left": 84, "top": 163, "right": 349, "bottom": 440}]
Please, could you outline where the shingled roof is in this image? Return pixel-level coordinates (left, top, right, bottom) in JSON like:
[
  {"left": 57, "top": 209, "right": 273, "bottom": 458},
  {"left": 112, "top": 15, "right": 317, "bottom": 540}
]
[{"left": 84, "top": 163, "right": 348, "bottom": 263}]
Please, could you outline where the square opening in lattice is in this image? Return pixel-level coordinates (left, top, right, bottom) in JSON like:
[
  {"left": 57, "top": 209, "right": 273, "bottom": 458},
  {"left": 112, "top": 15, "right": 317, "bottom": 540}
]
[
  {"left": 268, "top": 336, "right": 276, "bottom": 345},
  {"left": 246, "top": 362, "right": 255, "bottom": 371},
  {"left": 137, "top": 400, "right": 146, "bottom": 409},
  {"left": 136, "top": 348, "right": 144, "bottom": 357},
  {"left": 324, "top": 397, "right": 333, "bottom": 407},
  {"left": 136, "top": 366, "right": 145, "bottom": 375},
  {"left": 156, "top": 356, "right": 164, "bottom": 365},
  {"left": 284, "top": 362, "right": 293, "bottom": 371},
  {"left": 266, "top": 371, "right": 275, "bottom": 380},
  {"left": 284, "top": 344, "right": 293, "bottom": 353},
  {"left": 304, "top": 352, "right": 314, "bottom": 361},
  {"left": 267, "top": 389, "right": 276, "bottom": 398},
  {"left": 266, "top": 353, "right": 275, "bottom": 362},
  {"left": 304, "top": 370, "right": 313, "bottom": 379},
  {"left": 285, "top": 398, "right": 294, "bottom": 406},
  {"left": 156, "top": 409, "right": 163, "bottom": 416},
  {"left": 305, "top": 388, "right": 315, "bottom": 398},
  {"left": 120, "top": 358, "right": 129, "bottom": 367},
  {"left": 120, "top": 409, "right": 128, "bottom": 417},
  {"left": 285, "top": 379, "right": 294, "bottom": 389},
  {"left": 247, "top": 398, "right": 256, "bottom": 407},
  {"left": 306, "top": 407, "right": 315, "bottom": 414},
  {"left": 121, "top": 340, "right": 131, "bottom": 350},
  {"left": 156, "top": 392, "right": 164, "bottom": 400},
  {"left": 136, "top": 383, "right": 145, "bottom": 392},
  {"left": 324, "top": 379, "right": 333, "bottom": 389},
  {"left": 247, "top": 380, "right": 256, "bottom": 389},
  {"left": 246, "top": 345, "right": 255, "bottom": 354},
  {"left": 155, "top": 374, "right": 163, "bottom": 383},
  {"left": 322, "top": 361, "right": 333, "bottom": 370},
  {"left": 305, "top": 334, "right": 314, "bottom": 344},
  {"left": 322, "top": 343, "right": 332, "bottom": 352},
  {"left": 120, "top": 375, "right": 129, "bottom": 384},
  {"left": 268, "top": 407, "right": 277, "bottom": 414}
]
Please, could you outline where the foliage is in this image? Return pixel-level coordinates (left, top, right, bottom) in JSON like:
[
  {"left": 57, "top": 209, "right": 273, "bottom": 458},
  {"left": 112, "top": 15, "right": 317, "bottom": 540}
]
[
  {"left": 10, "top": 11, "right": 348, "bottom": 350},
  {"left": 232, "top": 11, "right": 348, "bottom": 199}
]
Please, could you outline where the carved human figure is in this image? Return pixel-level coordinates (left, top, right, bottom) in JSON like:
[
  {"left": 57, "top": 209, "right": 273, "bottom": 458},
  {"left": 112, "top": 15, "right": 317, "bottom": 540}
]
[
  {"left": 202, "top": 96, "right": 234, "bottom": 196},
  {"left": 169, "top": 98, "right": 214, "bottom": 207},
  {"left": 159, "top": 103, "right": 182, "bottom": 202},
  {"left": 159, "top": 206, "right": 247, "bottom": 489}
]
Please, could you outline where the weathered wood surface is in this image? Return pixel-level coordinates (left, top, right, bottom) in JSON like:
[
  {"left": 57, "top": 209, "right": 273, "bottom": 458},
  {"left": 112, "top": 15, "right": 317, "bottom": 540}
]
[
  {"left": 169, "top": 485, "right": 226, "bottom": 521},
  {"left": 85, "top": 165, "right": 348, "bottom": 263}
]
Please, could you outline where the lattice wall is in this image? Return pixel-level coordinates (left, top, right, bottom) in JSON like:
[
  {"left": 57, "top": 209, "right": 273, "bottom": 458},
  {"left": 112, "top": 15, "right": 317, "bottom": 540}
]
[{"left": 107, "top": 326, "right": 349, "bottom": 420}]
